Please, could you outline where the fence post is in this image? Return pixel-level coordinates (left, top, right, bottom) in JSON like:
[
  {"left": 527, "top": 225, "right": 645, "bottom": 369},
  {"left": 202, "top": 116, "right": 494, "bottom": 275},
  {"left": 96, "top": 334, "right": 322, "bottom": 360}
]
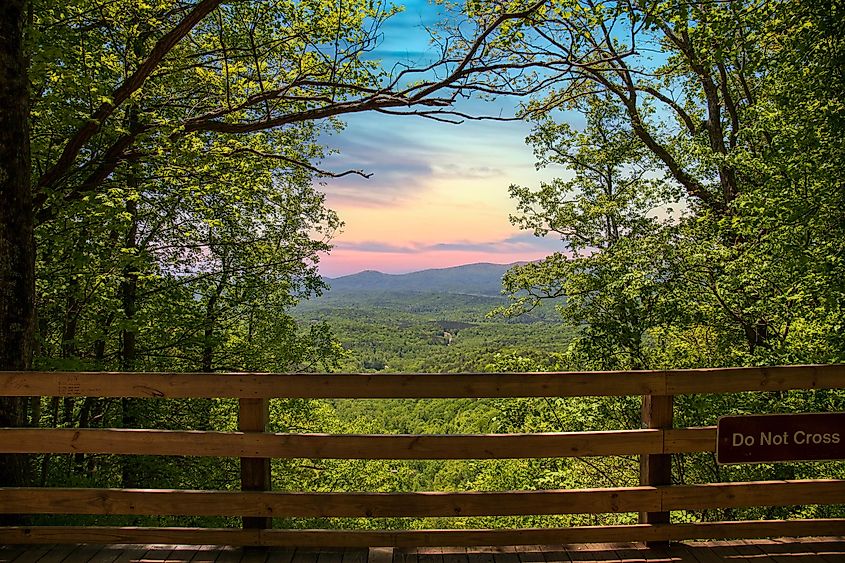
[
  {"left": 640, "top": 393, "right": 673, "bottom": 548},
  {"left": 239, "top": 398, "right": 271, "bottom": 530}
]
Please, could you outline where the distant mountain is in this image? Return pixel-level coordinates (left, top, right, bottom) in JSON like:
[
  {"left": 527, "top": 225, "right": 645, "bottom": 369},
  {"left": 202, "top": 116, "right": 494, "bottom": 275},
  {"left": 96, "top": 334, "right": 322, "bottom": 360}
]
[{"left": 325, "top": 262, "right": 520, "bottom": 297}]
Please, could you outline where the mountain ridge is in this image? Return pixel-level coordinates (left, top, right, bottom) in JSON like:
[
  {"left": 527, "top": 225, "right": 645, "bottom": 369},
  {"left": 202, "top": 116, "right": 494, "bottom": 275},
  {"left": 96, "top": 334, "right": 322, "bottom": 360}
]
[{"left": 324, "top": 262, "right": 522, "bottom": 297}]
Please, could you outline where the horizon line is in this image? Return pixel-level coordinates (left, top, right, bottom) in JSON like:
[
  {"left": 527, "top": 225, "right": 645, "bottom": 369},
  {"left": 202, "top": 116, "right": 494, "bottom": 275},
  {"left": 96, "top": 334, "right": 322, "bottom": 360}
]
[{"left": 322, "top": 260, "right": 529, "bottom": 279}]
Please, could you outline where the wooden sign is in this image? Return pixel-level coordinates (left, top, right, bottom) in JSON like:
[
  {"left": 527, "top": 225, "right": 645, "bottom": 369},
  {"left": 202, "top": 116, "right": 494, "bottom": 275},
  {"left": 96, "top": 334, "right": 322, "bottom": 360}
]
[{"left": 717, "top": 412, "right": 845, "bottom": 464}]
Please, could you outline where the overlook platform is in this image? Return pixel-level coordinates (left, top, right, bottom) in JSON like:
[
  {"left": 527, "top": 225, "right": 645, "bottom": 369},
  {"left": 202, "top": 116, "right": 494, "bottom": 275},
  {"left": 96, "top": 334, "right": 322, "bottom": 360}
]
[
  {"left": 3, "top": 539, "right": 845, "bottom": 563},
  {"left": 2, "top": 367, "right": 845, "bottom": 560}
]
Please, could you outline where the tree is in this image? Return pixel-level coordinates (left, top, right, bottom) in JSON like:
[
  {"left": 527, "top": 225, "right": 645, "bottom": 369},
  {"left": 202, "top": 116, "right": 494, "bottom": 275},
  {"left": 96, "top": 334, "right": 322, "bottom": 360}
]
[
  {"left": 499, "top": 94, "right": 680, "bottom": 369},
  {"left": 1, "top": 0, "right": 551, "bottom": 490},
  {"left": 0, "top": 0, "right": 34, "bottom": 493},
  {"left": 499, "top": 0, "right": 845, "bottom": 365}
]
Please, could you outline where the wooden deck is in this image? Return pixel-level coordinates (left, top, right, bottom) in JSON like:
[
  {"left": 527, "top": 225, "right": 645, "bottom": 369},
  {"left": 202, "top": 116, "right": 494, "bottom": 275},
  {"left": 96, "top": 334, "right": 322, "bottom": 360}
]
[
  {"left": 2, "top": 538, "right": 844, "bottom": 563},
  {"left": 4, "top": 368, "right": 845, "bottom": 552}
]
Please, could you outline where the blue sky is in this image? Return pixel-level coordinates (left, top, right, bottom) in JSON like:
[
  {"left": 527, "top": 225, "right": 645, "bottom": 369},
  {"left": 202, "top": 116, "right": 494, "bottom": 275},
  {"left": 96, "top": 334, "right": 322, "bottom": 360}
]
[{"left": 315, "top": 0, "right": 564, "bottom": 277}]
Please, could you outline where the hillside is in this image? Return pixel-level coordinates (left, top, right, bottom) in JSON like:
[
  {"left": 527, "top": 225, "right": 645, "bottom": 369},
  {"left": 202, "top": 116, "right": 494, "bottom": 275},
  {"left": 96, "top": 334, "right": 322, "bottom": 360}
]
[
  {"left": 324, "top": 262, "right": 518, "bottom": 297},
  {"left": 293, "top": 262, "right": 571, "bottom": 373},
  {"left": 296, "top": 262, "right": 562, "bottom": 323}
]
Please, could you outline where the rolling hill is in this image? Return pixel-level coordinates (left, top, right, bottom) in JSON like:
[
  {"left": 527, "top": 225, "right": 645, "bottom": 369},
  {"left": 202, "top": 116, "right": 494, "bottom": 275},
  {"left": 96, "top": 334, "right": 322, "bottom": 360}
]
[{"left": 324, "top": 262, "right": 518, "bottom": 297}]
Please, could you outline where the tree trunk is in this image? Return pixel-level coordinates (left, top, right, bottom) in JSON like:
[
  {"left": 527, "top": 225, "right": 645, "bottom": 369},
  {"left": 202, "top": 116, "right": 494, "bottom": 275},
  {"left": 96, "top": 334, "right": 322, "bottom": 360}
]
[
  {"left": 120, "top": 196, "right": 141, "bottom": 488},
  {"left": 0, "top": 0, "right": 34, "bottom": 500},
  {"left": 201, "top": 276, "right": 226, "bottom": 372},
  {"left": 120, "top": 198, "right": 139, "bottom": 370},
  {"left": 74, "top": 397, "right": 94, "bottom": 473},
  {"left": 39, "top": 397, "right": 60, "bottom": 486}
]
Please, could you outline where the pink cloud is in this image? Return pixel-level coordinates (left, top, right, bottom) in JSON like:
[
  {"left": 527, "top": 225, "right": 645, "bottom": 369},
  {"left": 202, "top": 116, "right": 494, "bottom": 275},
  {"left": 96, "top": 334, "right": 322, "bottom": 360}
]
[{"left": 318, "top": 247, "right": 554, "bottom": 277}]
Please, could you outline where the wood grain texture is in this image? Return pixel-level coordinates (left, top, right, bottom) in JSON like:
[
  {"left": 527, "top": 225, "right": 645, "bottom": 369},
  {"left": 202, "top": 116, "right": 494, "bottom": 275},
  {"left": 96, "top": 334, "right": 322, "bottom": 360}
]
[
  {"left": 663, "top": 427, "right": 716, "bottom": 453},
  {"left": 2, "top": 365, "right": 842, "bottom": 399},
  {"left": 1, "top": 364, "right": 844, "bottom": 551},
  {"left": 5, "top": 540, "right": 845, "bottom": 562},
  {"left": 239, "top": 398, "right": 271, "bottom": 530},
  {"left": 2, "top": 520, "right": 845, "bottom": 546},
  {"left": 0, "top": 428, "right": 665, "bottom": 459},
  {"left": 4, "top": 480, "right": 840, "bottom": 518},
  {"left": 369, "top": 547, "right": 395, "bottom": 563},
  {"left": 0, "top": 486, "right": 661, "bottom": 517},
  {"left": 663, "top": 365, "right": 845, "bottom": 395},
  {"left": 639, "top": 394, "right": 673, "bottom": 533},
  {"left": 0, "top": 371, "right": 666, "bottom": 399},
  {"left": 661, "top": 480, "right": 845, "bottom": 510}
]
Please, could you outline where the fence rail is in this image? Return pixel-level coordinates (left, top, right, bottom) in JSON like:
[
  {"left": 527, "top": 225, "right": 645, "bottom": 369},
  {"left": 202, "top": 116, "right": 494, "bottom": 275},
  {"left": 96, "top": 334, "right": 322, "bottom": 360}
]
[
  {"left": 1, "top": 364, "right": 844, "bottom": 547},
  {"left": 0, "top": 427, "right": 715, "bottom": 457},
  {"left": 2, "top": 364, "right": 843, "bottom": 398}
]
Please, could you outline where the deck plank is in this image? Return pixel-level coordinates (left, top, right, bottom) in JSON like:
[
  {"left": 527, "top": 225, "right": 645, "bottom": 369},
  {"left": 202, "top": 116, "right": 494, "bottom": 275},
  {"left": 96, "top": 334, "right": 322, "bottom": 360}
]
[
  {"left": 290, "top": 550, "right": 320, "bottom": 563},
  {"left": 35, "top": 545, "right": 80, "bottom": 563},
  {"left": 237, "top": 548, "right": 268, "bottom": 563},
  {"left": 586, "top": 544, "right": 624, "bottom": 563},
  {"left": 751, "top": 538, "right": 845, "bottom": 563},
  {"left": 655, "top": 545, "right": 695, "bottom": 563},
  {"left": 266, "top": 548, "right": 296, "bottom": 563},
  {"left": 340, "top": 548, "right": 366, "bottom": 563},
  {"left": 210, "top": 548, "right": 243, "bottom": 563},
  {"left": 727, "top": 539, "right": 773, "bottom": 562},
  {"left": 765, "top": 538, "right": 845, "bottom": 563},
  {"left": 675, "top": 542, "right": 722, "bottom": 563},
  {"left": 316, "top": 550, "right": 345, "bottom": 563},
  {"left": 560, "top": 544, "right": 600, "bottom": 563},
  {"left": 367, "top": 547, "right": 393, "bottom": 563},
  {"left": 743, "top": 538, "right": 795, "bottom": 563},
  {"left": 512, "top": 546, "right": 544, "bottom": 563},
  {"left": 68, "top": 545, "right": 108, "bottom": 563},
  {"left": 393, "top": 549, "right": 415, "bottom": 563},
  {"left": 799, "top": 538, "right": 845, "bottom": 563},
  {"left": 2, "top": 538, "right": 845, "bottom": 563},
  {"left": 441, "top": 547, "right": 469, "bottom": 563},
  {"left": 609, "top": 542, "right": 647, "bottom": 563},
  {"left": 140, "top": 546, "right": 175, "bottom": 562},
  {"left": 415, "top": 546, "right": 442, "bottom": 563},
  {"left": 85, "top": 545, "right": 123, "bottom": 563},
  {"left": 110, "top": 545, "right": 153, "bottom": 563},
  {"left": 489, "top": 546, "right": 519, "bottom": 563},
  {"left": 164, "top": 544, "right": 202, "bottom": 562},
  {"left": 464, "top": 546, "right": 496, "bottom": 563},
  {"left": 0, "top": 546, "right": 26, "bottom": 563},
  {"left": 9, "top": 544, "right": 55, "bottom": 563},
  {"left": 185, "top": 545, "right": 219, "bottom": 563},
  {"left": 534, "top": 545, "right": 567, "bottom": 563}
]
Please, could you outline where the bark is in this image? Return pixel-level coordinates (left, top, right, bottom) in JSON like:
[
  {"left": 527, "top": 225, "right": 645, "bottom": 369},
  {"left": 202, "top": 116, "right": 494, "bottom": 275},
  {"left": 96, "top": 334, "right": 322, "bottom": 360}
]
[
  {"left": 120, "top": 197, "right": 139, "bottom": 371},
  {"left": 201, "top": 273, "right": 227, "bottom": 372},
  {"left": 120, "top": 197, "right": 141, "bottom": 488},
  {"left": 39, "top": 397, "right": 60, "bottom": 486},
  {"left": 93, "top": 312, "right": 114, "bottom": 366},
  {"left": 0, "top": 0, "right": 34, "bottom": 498},
  {"left": 74, "top": 397, "right": 94, "bottom": 473},
  {"left": 35, "top": 0, "right": 224, "bottom": 195}
]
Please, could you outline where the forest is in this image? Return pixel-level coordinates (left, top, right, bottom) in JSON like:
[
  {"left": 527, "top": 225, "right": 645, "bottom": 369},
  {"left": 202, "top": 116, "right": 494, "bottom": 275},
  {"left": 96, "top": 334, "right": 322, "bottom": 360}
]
[{"left": 0, "top": 0, "right": 843, "bottom": 531}]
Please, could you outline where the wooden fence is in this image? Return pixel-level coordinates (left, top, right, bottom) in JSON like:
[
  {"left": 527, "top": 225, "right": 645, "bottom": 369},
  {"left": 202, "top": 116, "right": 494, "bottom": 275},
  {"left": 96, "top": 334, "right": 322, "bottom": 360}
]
[{"left": 1, "top": 365, "right": 844, "bottom": 547}]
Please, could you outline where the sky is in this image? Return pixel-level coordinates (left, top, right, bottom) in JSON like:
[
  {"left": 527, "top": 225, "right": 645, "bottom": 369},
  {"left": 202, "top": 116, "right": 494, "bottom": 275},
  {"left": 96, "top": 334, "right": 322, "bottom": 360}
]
[{"left": 315, "top": 0, "right": 564, "bottom": 278}]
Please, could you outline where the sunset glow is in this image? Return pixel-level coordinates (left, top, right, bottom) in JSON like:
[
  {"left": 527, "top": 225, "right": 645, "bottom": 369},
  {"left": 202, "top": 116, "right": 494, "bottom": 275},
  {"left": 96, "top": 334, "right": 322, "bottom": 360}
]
[
  {"left": 310, "top": 1, "right": 563, "bottom": 277},
  {"left": 317, "top": 115, "right": 561, "bottom": 277}
]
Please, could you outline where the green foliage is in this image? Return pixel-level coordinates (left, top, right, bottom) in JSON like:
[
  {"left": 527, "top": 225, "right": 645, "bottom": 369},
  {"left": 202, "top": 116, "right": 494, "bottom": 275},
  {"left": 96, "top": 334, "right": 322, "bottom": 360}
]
[
  {"left": 498, "top": 0, "right": 845, "bottom": 368},
  {"left": 31, "top": 0, "right": 355, "bottom": 375},
  {"left": 479, "top": 0, "right": 845, "bottom": 527},
  {"left": 295, "top": 290, "right": 576, "bottom": 373},
  {"left": 27, "top": 0, "right": 382, "bottom": 504},
  {"left": 24, "top": 0, "right": 845, "bottom": 533}
]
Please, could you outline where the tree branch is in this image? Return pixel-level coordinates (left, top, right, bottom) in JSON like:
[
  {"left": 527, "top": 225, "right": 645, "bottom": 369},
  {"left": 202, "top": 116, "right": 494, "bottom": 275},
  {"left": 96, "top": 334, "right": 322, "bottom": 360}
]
[
  {"left": 36, "top": 0, "right": 224, "bottom": 194},
  {"left": 223, "top": 147, "right": 372, "bottom": 178}
]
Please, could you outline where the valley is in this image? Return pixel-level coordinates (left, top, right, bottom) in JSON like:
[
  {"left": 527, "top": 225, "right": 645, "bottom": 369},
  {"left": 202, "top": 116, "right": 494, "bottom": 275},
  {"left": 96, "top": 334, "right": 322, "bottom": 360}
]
[{"left": 294, "top": 263, "right": 573, "bottom": 373}]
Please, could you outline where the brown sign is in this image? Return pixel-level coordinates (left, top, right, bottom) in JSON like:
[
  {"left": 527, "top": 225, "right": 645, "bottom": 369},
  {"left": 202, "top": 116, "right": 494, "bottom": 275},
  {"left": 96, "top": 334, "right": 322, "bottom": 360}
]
[{"left": 717, "top": 412, "right": 845, "bottom": 464}]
